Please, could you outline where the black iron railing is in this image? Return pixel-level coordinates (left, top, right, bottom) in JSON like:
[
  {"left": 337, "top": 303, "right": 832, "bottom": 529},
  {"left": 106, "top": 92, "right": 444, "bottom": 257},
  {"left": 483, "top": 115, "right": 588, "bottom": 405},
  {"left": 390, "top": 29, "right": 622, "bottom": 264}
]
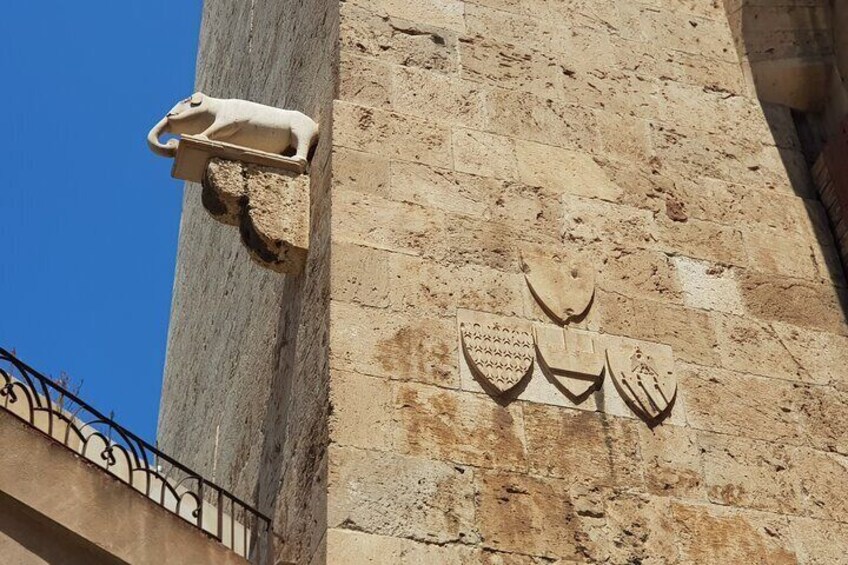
[{"left": 0, "top": 347, "right": 271, "bottom": 562}]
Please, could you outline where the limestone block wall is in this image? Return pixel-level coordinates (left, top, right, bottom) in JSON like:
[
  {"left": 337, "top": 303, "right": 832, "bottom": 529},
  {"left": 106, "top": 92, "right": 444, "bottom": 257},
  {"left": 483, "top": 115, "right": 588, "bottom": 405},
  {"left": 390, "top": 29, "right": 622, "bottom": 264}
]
[{"left": 326, "top": 0, "right": 848, "bottom": 563}]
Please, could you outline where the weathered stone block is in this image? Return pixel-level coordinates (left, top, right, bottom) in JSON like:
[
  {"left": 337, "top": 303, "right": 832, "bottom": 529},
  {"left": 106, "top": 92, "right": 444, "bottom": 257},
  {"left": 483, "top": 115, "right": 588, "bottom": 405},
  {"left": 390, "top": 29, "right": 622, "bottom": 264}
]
[
  {"left": 771, "top": 321, "right": 848, "bottom": 389},
  {"left": 334, "top": 101, "right": 453, "bottom": 168},
  {"left": 388, "top": 162, "right": 490, "bottom": 217},
  {"left": 794, "top": 449, "right": 848, "bottom": 521},
  {"left": 515, "top": 141, "right": 622, "bottom": 201},
  {"left": 330, "top": 300, "right": 458, "bottom": 388},
  {"left": 523, "top": 405, "right": 644, "bottom": 489},
  {"left": 339, "top": 5, "right": 460, "bottom": 73},
  {"left": 202, "top": 158, "right": 310, "bottom": 274},
  {"left": 329, "top": 370, "right": 398, "bottom": 451},
  {"left": 388, "top": 162, "right": 564, "bottom": 240},
  {"left": 679, "top": 364, "right": 802, "bottom": 444},
  {"left": 673, "top": 257, "right": 745, "bottom": 313},
  {"left": 657, "top": 215, "right": 748, "bottom": 266},
  {"left": 797, "top": 385, "right": 848, "bottom": 455},
  {"left": 790, "top": 517, "right": 848, "bottom": 564},
  {"left": 387, "top": 252, "right": 525, "bottom": 319},
  {"left": 392, "top": 66, "right": 490, "bottom": 129},
  {"left": 714, "top": 313, "right": 813, "bottom": 383},
  {"left": 699, "top": 432, "right": 804, "bottom": 515},
  {"left": 328, "top": 447, "right": 479, "bottom": 545},
  {"left": 338, "top": 52, "right": 393, "bottom": 108},
  {"left": 486, "top": 88, "right": 599, "bottom": 150},
  {"left": 394, "top": 382, "right": 528, "bottom": 471},
  {"left": 593, "top": 109, "right": 655, "bottom": 163},
  {"left": 330, "top": 242, "right": 390, "bottom": 309},
  {"left": 344, "top": 0, "right": 466, "bottom": 33},
  {"left": 474, "top": 470, "right": 602, "bottom": 560},
  {"left": 743, "top": 229, "right": 820, "bottom": 280},
  {"left": 201, "top": 158, "right": 245, "bottom": 223},
  {"left": 738, "top": 272, "right": 848, "bottom": 335},
  {"left": 673, "top": 176, "right": 812, "bottom": 238},
  {"left": 326, "top": 529, "right": 478, "bottom": 564},
  {"left": 672, "top": 502, "right": 797, "bottom": 564},
  {"left": 242, "top": 164, "right": 311, "bottom": 274},
  {"left": 638, "top": 423, "right": 706, "bottom": 500},
  {"left": 637, "top": 7, "right": 738, "bottom": 62},
  {"left": 561, "top": 196, "right": 657, "bottom": 249},
  {"left": 333, "top": 148, "right": 390, "bottom": 198},
  {"left": 459, "top": 35, "right": 563, "bottom": 98},
  {"left": 603, "top": 493, "right": 683, "bottom": 564},
  {"left": 333, "top": 189, "right": 445, "bottom": 256},
  {"left": 651, "top": 126, "right": 814, "bottom": 196},
  {"left": 596, "top": 291, "right": 720, "bottom": 366},
  {"left": 166, "top": 1, "right": 848, "bottom": 562},
  {"left": 452, "top": 128, "right": 519, "bottom": 180},
  {"left": 435, "top": 214, "right": 559, "bottom": 272}
]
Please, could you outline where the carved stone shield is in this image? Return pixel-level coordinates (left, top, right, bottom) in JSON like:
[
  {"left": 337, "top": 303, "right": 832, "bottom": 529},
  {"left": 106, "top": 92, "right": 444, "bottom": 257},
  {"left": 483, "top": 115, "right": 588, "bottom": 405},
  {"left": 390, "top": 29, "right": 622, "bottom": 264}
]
[
  {"left": 460, "top": 320, "right": 534, "bottom": 395},
  {"left": 523, "top": 252, "right": 595, "bottom": 325},
  {"left": 606, "top": 343, "right": 677, "bottom": 423},
  {"left": 534, "top": 325, "right": 604, "bottom": 398}
]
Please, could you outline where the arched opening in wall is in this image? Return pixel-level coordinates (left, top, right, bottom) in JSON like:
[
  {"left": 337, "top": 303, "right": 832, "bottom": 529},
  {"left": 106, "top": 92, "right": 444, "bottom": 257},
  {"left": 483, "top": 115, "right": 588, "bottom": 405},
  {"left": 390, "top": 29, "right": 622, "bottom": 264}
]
[{"left": 725, "top": 0, "right": 848, "bottom": 314}]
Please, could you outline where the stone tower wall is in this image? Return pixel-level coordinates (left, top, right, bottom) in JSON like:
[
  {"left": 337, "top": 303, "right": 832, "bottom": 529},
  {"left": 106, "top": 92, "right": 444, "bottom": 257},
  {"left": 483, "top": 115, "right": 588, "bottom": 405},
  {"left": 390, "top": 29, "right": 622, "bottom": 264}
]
[
  {"left": 325, "top": 0, "right": 848, "bottom": 562},
  {"left": 157, "top": 1, "right": 337, "bottom": 562},
  {"left": 159, "top": 0, "right": 848, "bottom": 563}
]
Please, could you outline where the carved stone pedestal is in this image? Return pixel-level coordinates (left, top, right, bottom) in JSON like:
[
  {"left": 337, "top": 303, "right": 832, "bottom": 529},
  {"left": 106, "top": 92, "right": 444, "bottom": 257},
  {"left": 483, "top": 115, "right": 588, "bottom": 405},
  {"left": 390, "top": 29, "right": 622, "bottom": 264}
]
[{"left": 201, "top": 158, "right": 310, "bottom": 274}]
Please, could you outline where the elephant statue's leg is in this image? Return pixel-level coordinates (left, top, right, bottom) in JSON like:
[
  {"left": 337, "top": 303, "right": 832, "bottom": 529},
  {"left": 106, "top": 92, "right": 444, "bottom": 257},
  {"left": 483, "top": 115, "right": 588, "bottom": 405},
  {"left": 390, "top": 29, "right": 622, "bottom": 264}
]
[
  {"left": 291, "top": 129, "right": 312, "bottom": 164},
  {"left": 199, "top": 120, "right": 241, "bottom": 142}
]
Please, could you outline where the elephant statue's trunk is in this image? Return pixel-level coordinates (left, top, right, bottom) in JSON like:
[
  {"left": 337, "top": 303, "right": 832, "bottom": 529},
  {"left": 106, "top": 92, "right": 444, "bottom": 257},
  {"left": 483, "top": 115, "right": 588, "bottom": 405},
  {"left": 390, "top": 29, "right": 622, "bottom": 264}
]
[{"left": 147, "top": 117, "right": 178, "bottom": 158}]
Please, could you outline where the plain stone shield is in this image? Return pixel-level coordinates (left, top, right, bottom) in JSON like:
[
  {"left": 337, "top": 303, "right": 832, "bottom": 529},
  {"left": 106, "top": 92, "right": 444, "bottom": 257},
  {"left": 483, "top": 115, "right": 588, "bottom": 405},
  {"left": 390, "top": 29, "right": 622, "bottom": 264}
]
[
  {"left": 460, "top": 318, "right": 534, "bottom": 396},
  {"left": 523, "top": 253, "right": 595, "bottom": 325},
  {"left": 606, "top": 343, "right": 677, "bottom": 423}
]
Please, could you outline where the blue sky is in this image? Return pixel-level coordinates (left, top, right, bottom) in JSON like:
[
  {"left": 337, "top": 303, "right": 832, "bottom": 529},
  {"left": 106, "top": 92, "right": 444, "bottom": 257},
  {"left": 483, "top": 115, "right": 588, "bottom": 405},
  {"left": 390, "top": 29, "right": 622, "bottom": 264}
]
[{"left": 0, "top": 2, "right": 203, "bottom": 442}]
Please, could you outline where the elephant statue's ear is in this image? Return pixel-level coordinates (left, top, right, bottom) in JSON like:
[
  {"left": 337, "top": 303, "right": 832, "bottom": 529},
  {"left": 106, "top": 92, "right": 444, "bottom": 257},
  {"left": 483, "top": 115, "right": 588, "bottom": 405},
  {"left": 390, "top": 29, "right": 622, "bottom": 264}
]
[{"left": 190, "top": 92, "right": 204, "bottom": 107}]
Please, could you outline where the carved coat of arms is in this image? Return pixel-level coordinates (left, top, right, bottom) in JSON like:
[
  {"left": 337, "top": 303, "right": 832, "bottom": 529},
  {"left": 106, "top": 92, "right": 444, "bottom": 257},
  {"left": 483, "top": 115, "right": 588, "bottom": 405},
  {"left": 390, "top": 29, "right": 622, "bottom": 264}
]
[
  {"left": 606, "top": 344, "right": 677, "bottom": 423},
  {"left": 534, "top": 325, "right": 605, "bottom": 398},
  {"left": 460, "top": 320, "right": 534, "bottom": 395},
  {"left": 522, "top": 252, "right": 595, "bottom": 325}
]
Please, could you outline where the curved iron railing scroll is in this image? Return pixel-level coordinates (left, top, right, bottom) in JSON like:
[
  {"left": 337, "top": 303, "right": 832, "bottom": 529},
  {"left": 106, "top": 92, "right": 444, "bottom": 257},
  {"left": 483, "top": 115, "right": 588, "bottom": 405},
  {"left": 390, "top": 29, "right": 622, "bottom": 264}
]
[{"left": 0, "top": 347, "right": 271, "bottom": 563}]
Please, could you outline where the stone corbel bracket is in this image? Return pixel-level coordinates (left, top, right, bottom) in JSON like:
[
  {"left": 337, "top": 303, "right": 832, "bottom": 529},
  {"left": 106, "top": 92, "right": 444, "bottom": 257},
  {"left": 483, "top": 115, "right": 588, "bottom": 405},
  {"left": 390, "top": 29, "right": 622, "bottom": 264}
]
[
  {"left": 200, "top": 155, "right": 310, "bottom": 275},
  {"left": 162, "top": 135, "right": 311, "bottom": 275}
]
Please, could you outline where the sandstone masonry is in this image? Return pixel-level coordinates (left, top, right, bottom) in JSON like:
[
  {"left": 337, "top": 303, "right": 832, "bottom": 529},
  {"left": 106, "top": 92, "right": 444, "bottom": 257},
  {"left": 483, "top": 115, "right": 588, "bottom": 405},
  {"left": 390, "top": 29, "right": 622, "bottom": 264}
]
[{"left": 159, "top": 1, "right": 848, "bottom": 563}]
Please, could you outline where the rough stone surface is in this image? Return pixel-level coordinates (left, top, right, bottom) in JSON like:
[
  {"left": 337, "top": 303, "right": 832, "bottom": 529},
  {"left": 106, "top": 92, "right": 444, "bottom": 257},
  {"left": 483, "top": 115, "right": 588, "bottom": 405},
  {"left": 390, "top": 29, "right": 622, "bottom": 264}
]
[
  {"left": 157, "top": 0, "right": 848, "bottom": 563},
  {"left": 202, "top": 158, "right": 311, "bottom": 274},
  {"left": 157, "top": 1, "right": 337, "bottom": 564},
  {"left": 327, "top": 447, "right": 479, "bottom": 545}
]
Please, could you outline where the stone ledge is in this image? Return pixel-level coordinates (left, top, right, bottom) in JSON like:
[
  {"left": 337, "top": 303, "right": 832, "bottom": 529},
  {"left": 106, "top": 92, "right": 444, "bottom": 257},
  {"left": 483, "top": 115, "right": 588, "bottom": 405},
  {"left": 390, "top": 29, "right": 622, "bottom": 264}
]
[{"left": 173, "top": 135, "right": 307, "bottom": 182}]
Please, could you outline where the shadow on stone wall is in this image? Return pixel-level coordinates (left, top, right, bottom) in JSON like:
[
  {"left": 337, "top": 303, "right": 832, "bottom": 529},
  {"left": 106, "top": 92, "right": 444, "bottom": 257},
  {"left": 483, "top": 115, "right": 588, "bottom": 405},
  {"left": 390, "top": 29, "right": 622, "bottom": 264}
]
[{"left": 725, "top": 0, "right": 848, "bottom": 320}]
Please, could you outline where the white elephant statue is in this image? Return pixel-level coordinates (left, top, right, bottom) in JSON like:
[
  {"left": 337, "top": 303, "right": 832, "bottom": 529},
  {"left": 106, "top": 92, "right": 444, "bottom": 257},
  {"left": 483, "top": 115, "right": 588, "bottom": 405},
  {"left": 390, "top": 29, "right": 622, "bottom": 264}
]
[{"left": 148, "top": 92, "right": 319, "bottom": 165}]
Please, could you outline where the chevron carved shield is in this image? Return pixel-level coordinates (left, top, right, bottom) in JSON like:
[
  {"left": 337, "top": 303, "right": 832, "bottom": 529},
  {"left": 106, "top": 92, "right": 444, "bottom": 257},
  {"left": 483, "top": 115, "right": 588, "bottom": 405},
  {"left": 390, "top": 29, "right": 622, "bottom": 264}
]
[
  {"left": 606, "top": 343, "right": 677, "bottom": 423},
  {"left": 534, "top": 325, "right": 605, "bottom": 398},
  {"left": 460, "top": 320, "right": 534, "bottom": 395}
]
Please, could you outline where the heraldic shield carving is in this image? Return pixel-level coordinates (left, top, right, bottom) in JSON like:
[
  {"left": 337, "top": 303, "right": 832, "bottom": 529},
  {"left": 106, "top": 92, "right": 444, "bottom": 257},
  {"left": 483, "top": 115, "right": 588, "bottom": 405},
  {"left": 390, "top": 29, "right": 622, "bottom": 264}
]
[
  {"left": 606, "top": 343, "right": 677, "bottom": 424},
  {"left": 534, "top": 325, "right": 605, "bottom": 399},
  {"left": 460, "top": 318, "right": 534, "bottom": 395},
  {"left": 522, "top": 252, "right": 595, "bottom": 325}
]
